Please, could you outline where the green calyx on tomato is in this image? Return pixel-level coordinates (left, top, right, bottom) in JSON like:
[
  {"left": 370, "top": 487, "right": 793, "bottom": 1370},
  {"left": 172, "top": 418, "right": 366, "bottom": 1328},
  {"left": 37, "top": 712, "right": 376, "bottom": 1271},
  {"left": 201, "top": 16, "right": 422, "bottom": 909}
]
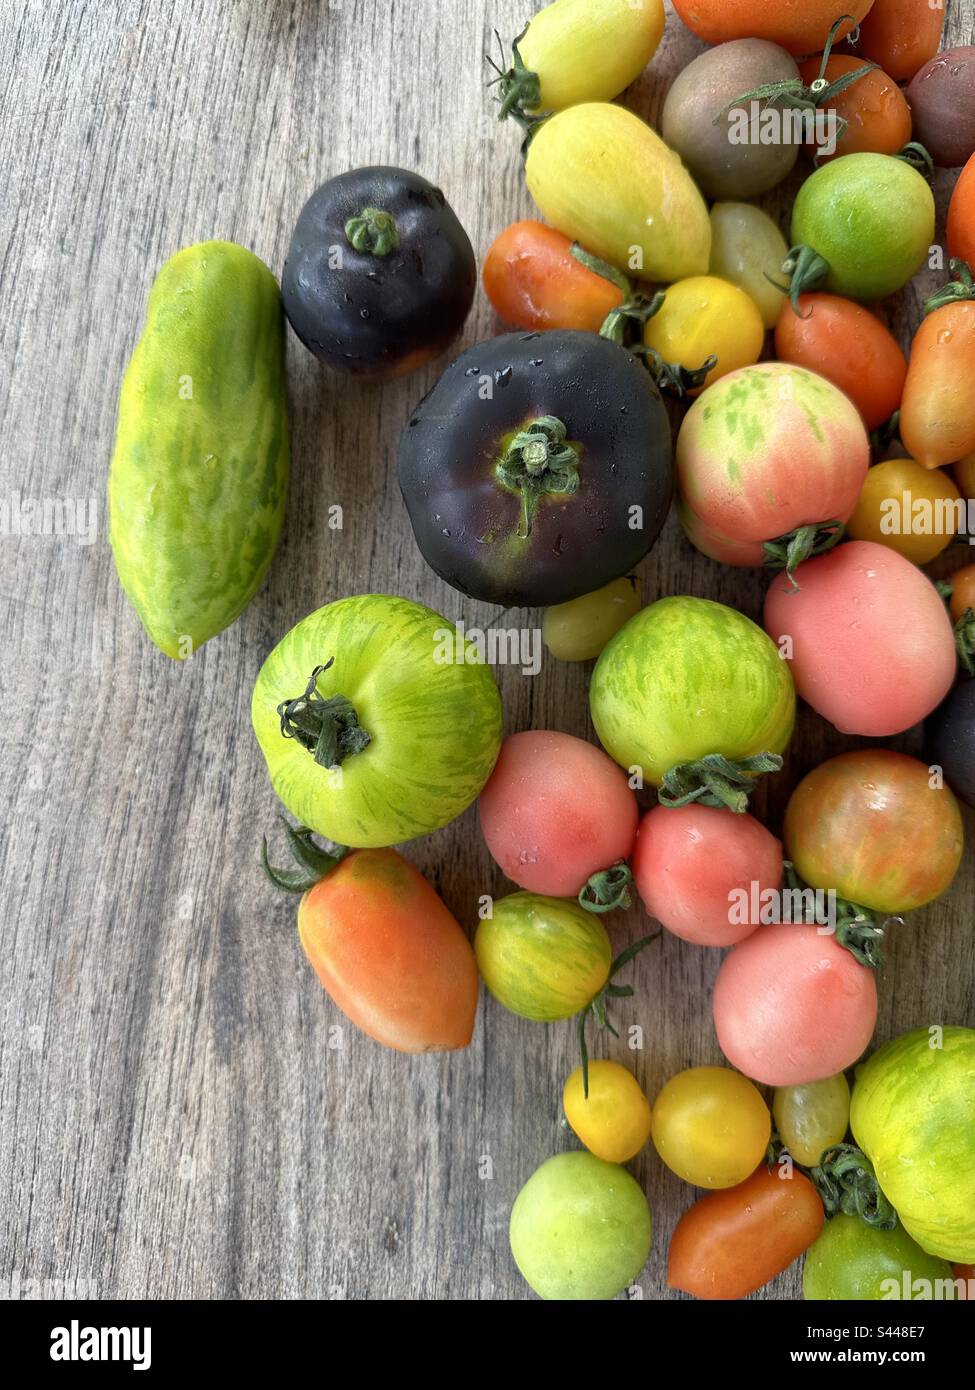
[
  {"left": 487, "top": 26, "right": 545, "bottom": 131},
  {"left": 658, "top": 750, "right": 785, "bottom": 815},
  {"left": 343, "top": 206, "right": 400, "bottom": 257},
  {"left": 810, "top": 1142, "right": 898, "bottom": 1230},
  {"left": 784, "top": 862, "right": 888, "bottom": 969},
  {"left": 762, "top": 519, "right": 845, "bottom": 588},
  {"left": 924, "top": 256, "right": 975, "bottom": 316},
  {"left": 276, "top": 659, "right": 372, "bottom": 769},
  {"left": 577, "top": 862, "right": 633, "bottom": 915},
  {"left": 577, "top": 930, "right": 658, "bottom": 1098},
  {"left": 261, "top": 817, "right": 347, "bottom": 894},
  {"left": 495, "top": 414, "right": 580, "bottom": 537}
]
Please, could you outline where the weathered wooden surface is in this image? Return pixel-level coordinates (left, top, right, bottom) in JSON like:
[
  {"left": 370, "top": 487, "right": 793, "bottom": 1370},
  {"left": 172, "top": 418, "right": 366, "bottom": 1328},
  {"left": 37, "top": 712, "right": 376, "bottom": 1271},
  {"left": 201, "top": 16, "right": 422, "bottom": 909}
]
[{"left": 1, "top": 0, "right": 973, "bottom": 1301}]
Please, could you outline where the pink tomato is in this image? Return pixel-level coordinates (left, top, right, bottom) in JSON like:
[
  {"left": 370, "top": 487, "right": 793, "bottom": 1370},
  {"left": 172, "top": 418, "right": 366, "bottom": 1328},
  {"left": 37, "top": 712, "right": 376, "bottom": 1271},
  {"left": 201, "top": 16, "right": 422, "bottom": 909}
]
[
  {"left": 764, "top": 540, "right": 956, "bottom": 737},
  {"left": 713, "top": 923, "right": 878, "bottom": 1087},
  {"left": 478, "top": 730, "right": 638, "bottom": 898},
  {"left": 632, "top": 804, "right": 783, "bottom": 947}
]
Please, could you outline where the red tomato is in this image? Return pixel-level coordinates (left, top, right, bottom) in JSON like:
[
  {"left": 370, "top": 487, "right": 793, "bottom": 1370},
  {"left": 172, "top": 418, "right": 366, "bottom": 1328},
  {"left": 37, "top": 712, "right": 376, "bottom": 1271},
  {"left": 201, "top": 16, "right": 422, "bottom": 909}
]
[
  {"left": 668, "top": 1165, "right": 825, "bottom": 1300},
  {"left": 799, "top": 56, "right": 911, "bottom": 162},
  {"left": 784, "top": 750, "right": 964, "bottom": 916},
  {"left": 478, "top": 730, "right": 637, "bottom": 898},
  {"left": 955, "top": 1264, "right": 975, "bottom": 1298},
  {"left": 632, "top": 804, "right": 782, "bottom": 947},
  {"left": 947, "top": 155, "right": 975, "bottom": 269},
  {"left": 949, "top": 563, "right": 975, "bottom": 622},
  {"left": 764, "top": 540, "right": 957, "bottom": 737},
  {"left": 712, "top": 923, "right": 878, "bottom": 1087},
  {"left": 857, "top": 0, "right": 945, "bottom": 82},
  {"left": 774, "top": 294, "right": 906, "bottom": 430},
  {"left": 672, "top": 0, "right": 870, "bottom": 56},
  {"left": 901, "top": 300, "right": 975, "bottom": 470},
  {"left": 482, "top": 220, "right": 624, "bottom": 333}
]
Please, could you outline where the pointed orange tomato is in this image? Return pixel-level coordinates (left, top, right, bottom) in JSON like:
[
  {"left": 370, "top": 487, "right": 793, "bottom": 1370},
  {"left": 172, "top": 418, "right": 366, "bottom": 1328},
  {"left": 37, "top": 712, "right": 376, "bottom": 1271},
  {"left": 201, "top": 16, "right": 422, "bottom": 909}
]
[
  {"left": 482, "top": 220, "right": 623, "bottom": 333},
  {"left": 901, "top": 299, "right": 975, "bottom": 469}
]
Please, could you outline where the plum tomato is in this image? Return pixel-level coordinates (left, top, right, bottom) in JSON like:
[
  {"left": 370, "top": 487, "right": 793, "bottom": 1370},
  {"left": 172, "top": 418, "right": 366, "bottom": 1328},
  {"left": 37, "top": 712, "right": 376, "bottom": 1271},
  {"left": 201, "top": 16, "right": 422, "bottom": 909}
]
[
  {"left": 804, "top": 1213, "right": 958, "bottom": 1301},
  {"left": 651, "top": 1066, "right": 771, "bottom": 1189},
  {"left": 926, "top": 676, "right": 975, "bottom": 809},
  {"left": 846, "top": 458, "right": 961, "bottom": 564},
  {"left": 668, "top": 1165, "right": 824, "bottom": 1301},
  {"left": 642, "top": 276, "right": 764, "bottom": 394},
  {"left": 764, "top": 540, "right": 957, "bottom": 737},
  {"left": 773, "top": 1074, "right": 850, "bottom": 1168},
  {"left": 709, "top": 202, "right": 789, "bottom": 330},
  {"left": 542, "top": 576, "right": 641, "bottom": 662},
  {"left": 784, "top": 750, "right": 964, "bottom": 916},
  {"left": 858, "top": 0, "right": 945, "bottom": 83},
  {"left": 712, "top": 924, "right": 878, "bottom": 1087},
  {"left": 478, "top": 731, "right": 638, "bottom": 901},
  {"left": 631, "top": 804, "right": 783, "bottom": 947},
  {"left": 797, "top": 56, "right": 911, "bottom": 162},
  {"left": 671, "top": 0, "right": 870, "bottom": 57},
  {"left": 482, "top": 220, "right": 623, "bottom": 333},
  {"left": 563, "top": 1059, "right": 652, "bottom": 1163},
  {"left": 900, "top": 287, "right": 975, "bottom": 471},
  {"left": 947, "top": 154, "right": 975, "bottom": 269}
]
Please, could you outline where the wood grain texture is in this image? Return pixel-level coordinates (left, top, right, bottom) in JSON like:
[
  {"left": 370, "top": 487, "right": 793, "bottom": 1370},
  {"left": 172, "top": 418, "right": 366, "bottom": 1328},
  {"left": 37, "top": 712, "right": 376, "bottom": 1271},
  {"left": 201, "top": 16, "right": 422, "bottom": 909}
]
[{"left": 1, "top": 0, "right": 973, "bottom": 1301}]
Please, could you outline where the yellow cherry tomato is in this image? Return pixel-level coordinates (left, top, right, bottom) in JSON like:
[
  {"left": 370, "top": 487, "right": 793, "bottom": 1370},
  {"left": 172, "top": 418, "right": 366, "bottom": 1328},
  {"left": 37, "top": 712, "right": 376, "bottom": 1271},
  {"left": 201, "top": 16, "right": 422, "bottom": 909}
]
[
  {"left": 708, "top": 202, "right": 790, "bottom": 330},
  {"left": 563, "top": 1059, "right": 652, "bottom": 1163},
  {"left": 846, "top": 457, "right": 961, "bottom": 565},
  {"left": 651, "top": 1065, "right": 771, "bottom": 1189},
  {"left": 643, "top": 276, "right": 765, "bottom": 394},
  {"left": 773, "top": 1073, "right": 850, "bottom": 1168},
  {"left": 543, "top": 576, "right": 641, "bottom": 662},
  {"left": 948, "top": 564, "right": 975, "bottom": 623}
]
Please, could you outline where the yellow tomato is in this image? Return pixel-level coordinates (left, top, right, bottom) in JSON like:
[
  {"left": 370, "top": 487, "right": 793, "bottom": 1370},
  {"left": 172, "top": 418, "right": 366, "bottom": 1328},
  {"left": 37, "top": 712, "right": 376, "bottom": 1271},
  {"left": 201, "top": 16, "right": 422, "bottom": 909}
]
[
  {"left": 846, "top": 457, "right": 961, "bottom": 565},
  {"left": 773, "top": 1074, "right": 850, "bottom": 1168},
  {"left": 651, "top": 1065, "right": 771, "bottom": 1189},
  {"left": 708, "top": 202, "right": 790, "bottom": 330},
  {"left": 643, "top": 276, "right": 764, "bottom": 394},
  {"left": 564, "top": 1060, "right": 652, "bottom": 1163},
  {"left": 543, "top": 577, "right": 641, "bottom": 661},
  {"left": 525, "top": 103, "right": 711, "bottom": 283},
  {"left": 948, "top": 564, "right": 975, "bottom": 623},
  {"left": 956, "top": 450, "right": 975, "bottom": 500},
  {"left": 508, "top": 0, "right": 664, "bottom": 115}
]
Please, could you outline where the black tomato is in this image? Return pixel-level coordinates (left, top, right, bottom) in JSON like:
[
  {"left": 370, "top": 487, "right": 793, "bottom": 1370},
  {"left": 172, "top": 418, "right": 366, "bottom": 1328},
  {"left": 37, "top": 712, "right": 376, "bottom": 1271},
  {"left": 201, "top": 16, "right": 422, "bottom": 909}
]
[{"left": 926, "top": 678, "right": 975, "bottom": 807}]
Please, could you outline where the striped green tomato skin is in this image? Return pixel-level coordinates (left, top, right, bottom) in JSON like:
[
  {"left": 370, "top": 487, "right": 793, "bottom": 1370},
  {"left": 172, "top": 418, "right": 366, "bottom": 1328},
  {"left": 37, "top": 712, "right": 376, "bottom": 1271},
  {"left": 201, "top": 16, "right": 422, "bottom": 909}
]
[
  {"left": 474, "top": 893, "right": 611, "bottom": 1022},
  {"left": 589, "top": 596, "right": 795, "bottom": 785},
  {"left": 851, "top": 1027, "right": 975, "bottom": 1263},
  {"left": 251, "top": 594, "right": 502, "bottom": 848},
  {"left": 109, "top": 240, "right": 289, "bottom": 658}
]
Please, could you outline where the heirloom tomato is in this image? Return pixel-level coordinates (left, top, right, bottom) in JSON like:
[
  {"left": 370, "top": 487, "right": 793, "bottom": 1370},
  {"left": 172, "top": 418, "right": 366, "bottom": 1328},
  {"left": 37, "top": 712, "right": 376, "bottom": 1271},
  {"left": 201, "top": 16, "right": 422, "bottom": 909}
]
[
  {"left": 474, "top": 893, "right": 611, "bottom": 1022},
  {"left": 651, "top": 1066, "right": 771, "bottom": 1190},
  {"left": 709, "top": 202, "right": 789, "bottom": 329},
  {"left": 797, "top": 56, "right": 911, "bottom": 161},
  {"left": 846, "top": 458, "right": 960, "bottom": 563},
  {"left": 773, "top": 1074, "right": 851, "bottom": 1168},
  {"left": 671, "top": 0, "right": 870, "bottom": 57},
  {"left": 858, "top": 0, "right": 945, "bottom": 82},
  {"left": 482, "top": 220, "right": 623, "bottom": 333},
  {"left": 563, "top": 1060, "right": 652, "bottom": 1163},
  {"left": 542, "top": 576, "right": 641, "bottom": 662},
  {"left": 907, "top": 48, "right": 975, "bottom": 169},
  {"left": 642, "top": 276, "right": 764, "bottom": 394},
  {"left": 926, "top": 677, "right": 975, "bottom": 808},
  {"left": 947, "top": 154, "right": 975, "bottom": 268},
  {"left": 900, "top": 271, "right": 975, "bottom": 470},
  {"left": 804, "top": 1214, "right": 958, "bottom": 1301}
]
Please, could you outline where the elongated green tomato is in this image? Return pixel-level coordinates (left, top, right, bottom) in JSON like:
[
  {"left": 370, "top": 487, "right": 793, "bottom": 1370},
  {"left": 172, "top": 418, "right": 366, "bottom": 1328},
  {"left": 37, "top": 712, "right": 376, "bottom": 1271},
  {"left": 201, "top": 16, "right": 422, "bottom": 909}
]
[
  {"left": 804, "top": 1213, "right": 958, "bottom": 1301},
  {"left": 850, "top": 1026, "right": 975, "bottom": 1263},
  {"left": 525, "top": 103, "right": 711, "bottom": 283},
  {"left": 495, "top": 0, "right": 664, "bottom": 123},
  {"left": 109, "top": 241, "right": 289, "bottom": 658},
  {"left": 251, "top": 595, "right": 502, "bottom": 848},
  {"left": 474, "top": 893, "right": 611, "bottom": 1022},
  {"left": 543, "top": 577, "right": 641, "bottom": 662},
  {"left": 709, "top": 202, "right": 790, "bottom": 329},
  {"left": 510, "top": 1152, "right": 652, "bottom": 1300},
  {"left": 773, "top": 1075, "right": 850, "bottom": 1168}
]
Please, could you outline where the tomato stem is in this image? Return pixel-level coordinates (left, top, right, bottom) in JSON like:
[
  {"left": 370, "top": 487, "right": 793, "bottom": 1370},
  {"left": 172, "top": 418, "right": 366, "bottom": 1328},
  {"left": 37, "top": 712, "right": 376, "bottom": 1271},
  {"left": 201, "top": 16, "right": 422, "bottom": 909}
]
[
  {"left": 578, "top": 864, "right": 633, "bottom": 915},
  {"left": 777, "top": 245, "right": 831, "bottom": 316},
  {"left": 783, "top": 862, "right": 888, "bottom": 968},
  {"left": 658, "top": 752, "right": 784, "bottom": 814},
  {"left": 923, "top": 258, "right": 975, "bottom": 315},
  {"left": 896, "top": 141, "right": 935, "bottom": 183},
  {"left": 277, "top": 660, "right": 372, "bottom": 767},
  {"left": 577, "top": 932, "right": 659, "bottom": 1097},
  {"left": 811, "top": 1143, "right": 898, "bottom": 1230},
  {"left": 495, "top": 414, "right": 580, "bottom": 538},
  {"left": 763, "top": 520, "right": 845, "bottom": 588},
  {"left": 954, "top": 607, "right": 975, "bottom": 677},
  {"left": 486, "top": 25, "right": 546, "bottom": 130},
  {"left": 262, "top": 818, "right": 348, "bottom": 894},
  {"left": 345, "top": 207, "right": 400, "bottom": 257}
]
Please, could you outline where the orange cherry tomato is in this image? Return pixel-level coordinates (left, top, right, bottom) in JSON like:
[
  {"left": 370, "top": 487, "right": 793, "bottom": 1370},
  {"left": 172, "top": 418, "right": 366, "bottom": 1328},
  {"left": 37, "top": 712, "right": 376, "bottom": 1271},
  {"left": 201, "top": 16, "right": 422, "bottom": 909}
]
[
  {"left": 947, "top": 154, "right": 975, "bottom": 269},
  {"left": 668, "top": 1165, "right": 825, "bottom": 1301},
  {"left": 672, "top": 0, "right": 870, "bottom": 57},
  {"left": 774, "top": 293, "right": 907, "bottom": 429},
  {"left": 901, "top": 301, "right": 975, "bottom": 469},
  {"left": 857, "top": 0, "right": 946, "bottom": 83},
  {"left": 799, "top": 55, "right": 911, "bottom": 161},
  {"left": 482, "top": 219, "right": 623, "bottom": 333},
  {"left": 949, "top": 564, "right": 975, "bottom": 623}
]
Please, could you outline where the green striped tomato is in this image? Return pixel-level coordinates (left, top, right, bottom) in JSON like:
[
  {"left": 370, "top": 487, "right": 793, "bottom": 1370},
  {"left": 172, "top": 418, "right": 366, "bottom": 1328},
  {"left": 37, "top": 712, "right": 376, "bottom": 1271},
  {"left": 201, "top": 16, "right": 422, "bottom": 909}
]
[
  {"left": 475, "top": 893, "right": 611, "bottom": 1022},
  {"left": 251, "top": 595, "right": 502, "bottom": 848}
]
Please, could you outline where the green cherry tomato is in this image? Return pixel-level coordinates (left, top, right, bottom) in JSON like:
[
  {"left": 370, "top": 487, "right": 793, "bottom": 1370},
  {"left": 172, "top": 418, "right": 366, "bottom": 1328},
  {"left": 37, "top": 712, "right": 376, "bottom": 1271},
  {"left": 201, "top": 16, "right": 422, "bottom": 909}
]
[
  {"left": 708, "top": 202, "right": 790, "bottom": 330},
  {"left": 651, "top": 1066, "right": 771, "bottom": 1189},
  {"left": 804, "top": 1214, "right": 959, "bottom": 1301},
  {"left": 773, "top": 1074, "right": 851, "bottom": 1168}
]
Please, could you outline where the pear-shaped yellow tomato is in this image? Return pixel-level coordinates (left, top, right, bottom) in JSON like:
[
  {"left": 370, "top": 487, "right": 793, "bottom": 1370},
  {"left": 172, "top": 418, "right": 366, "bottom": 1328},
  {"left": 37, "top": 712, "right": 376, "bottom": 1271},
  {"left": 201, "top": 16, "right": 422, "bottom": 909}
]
[
  {"left": 525, "top": 103, "right": 711, "bottom": 283},
  {"left": 847, "top": 458, "right": 962, "bottom": 565},
  {"left": 709, "top": 203, "right": 789, "bottom": 329},
  {"left": 564, "top": 1060, "right": 652, "bottom": 1163},
  {"left": 643, "top": 277, "right": 764, "bottom": 394}
]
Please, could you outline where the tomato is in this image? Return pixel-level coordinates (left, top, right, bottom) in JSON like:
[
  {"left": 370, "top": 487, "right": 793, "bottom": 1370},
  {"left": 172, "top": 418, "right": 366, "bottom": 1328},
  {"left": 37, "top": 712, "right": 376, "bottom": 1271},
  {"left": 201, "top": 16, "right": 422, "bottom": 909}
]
[
  {"left": 957, "top": 448, "right": 975, "bottom": 500},
  {"left": 947, "top": 154, "right": 975, "bottom": 268},
  {"left": 804, "top": 1213, "right": 958, "bottom": 1301},
  {"left": 798, "top": 56, "right": 911, "bottom": 162},
  {"left": 773, "top": 295, "right": 906, "bottom": 431},
  {"left": 764, "top": 541, "right": 957, "bottom": 737},
  {"left": 709, "top": 202, "right": 790, "bottom": 330},
  {"left": 901, "top": 296, "right": 975, "bottom": 471},
  {"left": 474, "top": 892, "right": 611, "bottom": 1022},
  {"left": 510, "top": 1151, "right": 652, "bottom": 1300},
  {"left": 955, "top": 1265, "right": 975, "bottom": 1299},
  {"left": 846, "top": 458, "right": 961, "bottom": 563},
  {"left": 713, "top": 924, "right": 878, "bottom": 1087},
  {"left": 563, "top": 1060, "right": 652, "bottom": 1163},
  {"left": 643, "top": 276, "right": 764, "bottom": 395},
  {"left": 482, "top": 220, "right": 623, "bottom": 333},
  {"left": 669, "top": 1166, "right": 825, "bottom": 1301},
  {"left": 858, "top": 0, "right": 945, "bottom": 83},
  {"left": 251, "top": 595, "right": 502, "bottom": 848},
  {"left": 926, "top": 678, "right": 975, "bottom": 809},
  {"left": 264, "top": 832, "right": 479, "bottom": 1053},
  {"left": 907, "top": 48, "right": 975, "bottom": 169},
  {"left": 850, "top": 1026, "right": 975, "bottom": 1262},
  {"left": 590, "top": 596, "right": 795, "bottom": 807},
  {"left": 651, "top": 1066, "right": 770, "bottom": 1189},
  {"left": 524, "top": 103, "right": 711, "bottom": 283},
  {"left": 773, "top": 1075, "right": 851, "bottom": 1168},
  {"left": 632, "top": 804, "right": 783, "bottom": 947},
  {"left": 543, "top": 576, "right": 641, "bottom": 662},
  {"left": 788, "top": 154, "right": 935, "bottom": 303},
  {"left": 478, "top": 731, "right": 638, "bottom": 899},
  {"left": 494, "top": 0, "right": 664, "bottom": 123},
  {"left": 671, "top": 0, "right": 870, "bottom": 57},
  {"left": 398, "top": 330, "right": 672, "bottom": 607},
  {"left": 676, "top": 363, "right": 869, "bottom": 569},
  {"left": 948, "top": 564, "right": 975, "bottom": 622}
]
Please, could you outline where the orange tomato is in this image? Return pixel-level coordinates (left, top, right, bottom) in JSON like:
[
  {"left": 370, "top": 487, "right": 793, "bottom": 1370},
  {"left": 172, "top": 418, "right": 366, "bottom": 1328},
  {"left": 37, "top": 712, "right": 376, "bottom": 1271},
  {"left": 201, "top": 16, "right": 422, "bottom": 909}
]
[
  {"left": 955, "top": 1264, "right": 975, "bottom": 1298},
  {"left": 901, "top": 301, "right": 975, "bottom": 468},
  {"left": 482, "top": 219, "right": 623, "bottom": 333},
  {"left": 799, "top": 55, "right": 911, "bottom": 161},
  {"left": 668, "top": 1165, "right": 825, "bottom": 1301},
  {"left": 858, "top": 0, "right": 945, "bottom": 82},
  {"left": 956, "top": 449, "right": 975, "bottom": 499},
  {"left": 774, "top": 293, "right": 907, "bottom": 429},
  {"left": 947, "top": 154, "right": 975, "bottom": 269},
  {"left": 672, "top": 0, "right": 871, "bottom": 56},
  {"left": 949, "top": 564, "right": 975, "bottom": 623},
  {"left": 847, "top": 457, "right": 961, "bottom": 565}
]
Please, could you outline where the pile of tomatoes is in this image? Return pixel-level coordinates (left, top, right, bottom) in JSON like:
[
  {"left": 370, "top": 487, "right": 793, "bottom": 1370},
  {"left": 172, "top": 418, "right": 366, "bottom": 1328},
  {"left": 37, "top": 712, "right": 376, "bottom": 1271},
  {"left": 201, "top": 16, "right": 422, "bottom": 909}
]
[{"left": 244, "top": 0, "right": 975, "bottom": 1301}]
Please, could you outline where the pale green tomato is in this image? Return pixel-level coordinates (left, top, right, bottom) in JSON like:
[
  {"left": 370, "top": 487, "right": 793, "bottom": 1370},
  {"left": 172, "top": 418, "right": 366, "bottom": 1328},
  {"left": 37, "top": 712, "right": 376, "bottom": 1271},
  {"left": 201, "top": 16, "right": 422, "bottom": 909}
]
[
  {"left": 709, "top": 202, "right": 789, "bottom": 329},
  {"left": 773, "top": 1074, "right": 851, "bottom": 1168}
]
